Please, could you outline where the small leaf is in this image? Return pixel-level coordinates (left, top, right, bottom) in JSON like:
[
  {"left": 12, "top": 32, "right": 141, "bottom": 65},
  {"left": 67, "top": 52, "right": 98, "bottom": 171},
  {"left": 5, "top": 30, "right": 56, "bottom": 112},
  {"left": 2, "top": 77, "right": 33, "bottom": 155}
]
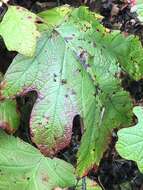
[
  {"left": 116, "top": 106, "right": 143, "bottom": 173},
  {"left": 0, "top": 129, "right": 76, "bottom": 190},
  {"left": 0, "top": 6, "right": 40, "bottom": 56},
  {"left": 0, "top": 99, "right": 20, "bottom": 133}
]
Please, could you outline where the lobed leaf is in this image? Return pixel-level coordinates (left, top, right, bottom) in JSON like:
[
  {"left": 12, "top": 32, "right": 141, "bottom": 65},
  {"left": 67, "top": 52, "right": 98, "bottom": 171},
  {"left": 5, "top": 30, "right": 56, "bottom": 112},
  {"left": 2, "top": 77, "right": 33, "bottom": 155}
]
[
  {"left": 0, "top": 130, "right": 76, "bottom": 190},
  {"left": 116, "top": 106, "right": 143, "bottom": 173},
  {"left": 0, "top": 6, "right": 40, "bottom": 56},
  {"left": 2, "top": 6, "right": 143, "bottom": 177}
]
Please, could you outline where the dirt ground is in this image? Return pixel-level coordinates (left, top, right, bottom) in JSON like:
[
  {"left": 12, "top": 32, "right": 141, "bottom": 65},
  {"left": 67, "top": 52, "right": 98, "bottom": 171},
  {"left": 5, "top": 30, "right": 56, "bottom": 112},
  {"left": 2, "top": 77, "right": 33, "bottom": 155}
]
[{"left": 1, "top": 0, "right": 143, "bottom": 189}]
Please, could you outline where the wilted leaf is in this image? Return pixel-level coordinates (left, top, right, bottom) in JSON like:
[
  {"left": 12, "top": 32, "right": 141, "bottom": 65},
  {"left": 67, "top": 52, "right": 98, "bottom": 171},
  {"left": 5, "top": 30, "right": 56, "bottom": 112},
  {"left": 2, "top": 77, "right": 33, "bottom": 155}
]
[
  {"left": 116, "top": 106, "right": 143, "bottom": 173},
  {"left": 0, "top": 130, "right": 76, "bottom": 190},
  {"left": 0, "top": 6, "right": 40, "bottom": 56}
]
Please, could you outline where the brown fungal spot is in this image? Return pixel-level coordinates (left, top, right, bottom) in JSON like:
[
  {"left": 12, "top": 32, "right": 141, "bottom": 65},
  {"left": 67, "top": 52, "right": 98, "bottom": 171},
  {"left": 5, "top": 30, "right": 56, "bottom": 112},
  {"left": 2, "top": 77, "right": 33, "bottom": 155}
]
[
  {"left": 61, "top": 79, "right": 67, "bottom": 85},
  {"left": 27, "top": 16, "right": 32, "bottom": 19},
  {"left": 0, "top": 122, "right": 15, "bottom": 134},
  {"left": 35, "top": 17, "right": 43, "bottom": 24},
  {"left": 42, "top": 175, "right": 48, "bottom": 182},
  {"left": 71, "top": 89, "right": 76, "bottom": 95}
]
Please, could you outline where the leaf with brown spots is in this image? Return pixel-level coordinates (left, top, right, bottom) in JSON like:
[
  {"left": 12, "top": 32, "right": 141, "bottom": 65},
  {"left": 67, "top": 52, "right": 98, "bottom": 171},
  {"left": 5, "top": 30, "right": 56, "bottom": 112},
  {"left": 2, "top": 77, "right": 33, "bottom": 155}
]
[{"left": 0, "top": 6, "right": 136, "bottom": 178}]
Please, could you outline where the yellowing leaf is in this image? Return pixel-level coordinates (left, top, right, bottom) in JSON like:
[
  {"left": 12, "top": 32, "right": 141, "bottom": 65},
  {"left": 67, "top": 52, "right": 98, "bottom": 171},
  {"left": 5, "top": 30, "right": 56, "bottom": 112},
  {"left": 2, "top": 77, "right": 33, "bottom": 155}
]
[{"left": 0, "top": 6, "right": 40, "bottom": 56}]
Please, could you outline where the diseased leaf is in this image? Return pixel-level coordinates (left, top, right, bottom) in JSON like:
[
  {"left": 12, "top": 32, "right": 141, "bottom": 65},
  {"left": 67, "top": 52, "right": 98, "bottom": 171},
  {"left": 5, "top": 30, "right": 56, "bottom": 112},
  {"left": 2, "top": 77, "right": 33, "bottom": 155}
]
[
  {"left": 116, "top": 106, "right": 143, "bottom": 173},
  {"left": 0, "top": 129, "right": 76, "bottom": 190},
  {"left": 0, "top": 6, "right": 136, "bottom": 177},
  {"left": 0, "top": 6, "right": 40, "bottom": 56},
  {"left": 0, "top": 32, "right": 97, "bottom": 156},
  {"left": 0, "top": 73, "right": 20, "bottom": 133},
  {"left": 0, "top": 99, "right": 20, "bottom": 133},
  {"left": 55, "top": 7, "right": 133, "bottom": 176}
]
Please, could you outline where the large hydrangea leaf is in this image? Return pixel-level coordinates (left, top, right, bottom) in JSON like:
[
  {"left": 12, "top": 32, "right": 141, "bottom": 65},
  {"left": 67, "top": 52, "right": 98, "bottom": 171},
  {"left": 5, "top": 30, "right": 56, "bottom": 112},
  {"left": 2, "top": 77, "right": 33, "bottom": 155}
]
[
  {"left": 0, "top": 129, "right": 76, "bottom": 190},
  {"left": 116, "top": 106, "right": 143, "bottom": 173},
  {"left": 0, "top": 6, "right": 135, "bottom": 177},
  {"left": 0, "top": 32, "right": 97, "bottom": 156},
  {"left": 54, "top": 7, "right": 134, "bottom": 175},
  {"left": 0, "top": 6, "right": 40, "bottom": 56}
]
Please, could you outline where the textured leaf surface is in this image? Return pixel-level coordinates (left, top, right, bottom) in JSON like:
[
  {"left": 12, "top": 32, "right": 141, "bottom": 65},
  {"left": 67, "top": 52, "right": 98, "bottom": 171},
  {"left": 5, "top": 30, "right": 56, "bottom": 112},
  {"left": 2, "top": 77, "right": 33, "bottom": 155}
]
[
  {"left": 55, "top": 7, "right": 133, "bottom": 175},
  {"left": 0, "top": 130, "right": 76, "bottom": 190},
  {"left": 116, "top": 106, "right": 143, "bottom": 173},
  {"left": 0, "top": 6, "right": 136, "bottom": 177},
  {"left": 0, "top": 99, "right": 20, "bottom": 133},
  {"left": 0, "top": 6, "right": 40, "bottom": 56},
  {"left": 0, "top": 32, "right": 97, "bottom": 156}
]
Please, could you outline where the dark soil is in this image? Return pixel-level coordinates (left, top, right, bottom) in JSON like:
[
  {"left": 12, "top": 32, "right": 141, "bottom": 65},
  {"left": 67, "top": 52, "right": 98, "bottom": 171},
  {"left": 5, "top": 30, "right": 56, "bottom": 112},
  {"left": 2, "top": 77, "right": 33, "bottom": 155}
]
[{"left": 0, "top": 0, "right": 143, "bottom": 189}]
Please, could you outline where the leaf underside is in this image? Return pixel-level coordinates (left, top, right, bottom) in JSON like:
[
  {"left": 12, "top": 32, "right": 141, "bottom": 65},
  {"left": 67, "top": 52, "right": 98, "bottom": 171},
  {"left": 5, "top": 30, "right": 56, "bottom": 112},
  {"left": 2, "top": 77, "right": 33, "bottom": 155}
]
[
  {"left": 0, "top": 130, "right": 76, "bottom": 190},
  {"left": 1, "top": 6, "right": 143, "bottom": 176}
]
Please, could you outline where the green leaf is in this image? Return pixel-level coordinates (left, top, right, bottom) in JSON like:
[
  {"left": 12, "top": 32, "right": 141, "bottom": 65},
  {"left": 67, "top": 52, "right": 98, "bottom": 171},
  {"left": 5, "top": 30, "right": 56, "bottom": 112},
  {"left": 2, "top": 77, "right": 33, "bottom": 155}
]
[
  {"left": 116, "top": 106, "right": 143, "bottom": 173},
  {"left": 0, "top": 31, "right": 98, "bottom": 156},
  {"left": 0, "top": 99, "right": 20, "bottom": 133},
  {"left": 0, "top": 6, "right": 40, "bottom": 56},
  {"left": 38, "top": 5, "right": 72, "bottom": 31},
  {"left": 54, "top": 7, "right": 133, "bottom": 175},
  {"left": 0, "top": 129, "right": 76, "bottom": 190},
  {"left": 105, "top": 32, "right": 143, "bottom": 80},
  {"left": 0, "top": 6, "right": 134, "bottom": 177}
]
